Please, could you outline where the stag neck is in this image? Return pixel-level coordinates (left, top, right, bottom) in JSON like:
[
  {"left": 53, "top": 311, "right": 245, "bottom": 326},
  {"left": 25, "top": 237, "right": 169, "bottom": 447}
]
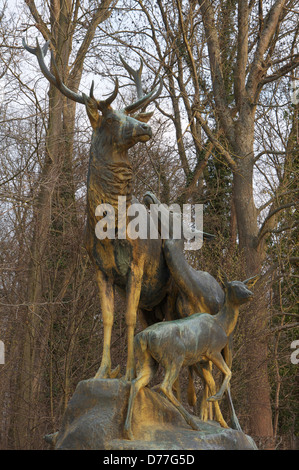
[
  {"left": 91, "top": 131, "right": 130, "bottom": 165},
  {"left": 87, "top": 142, "right": 133, "bottom": 217}
]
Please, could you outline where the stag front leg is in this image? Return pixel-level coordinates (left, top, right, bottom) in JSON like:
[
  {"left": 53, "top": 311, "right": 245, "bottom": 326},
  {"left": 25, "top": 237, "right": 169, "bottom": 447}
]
[
  {"left": 125, "top": 263, "right": 144, "bottom": 381},
  {"left": 94, "top": 269, "right": 115, "bottom": 379}
]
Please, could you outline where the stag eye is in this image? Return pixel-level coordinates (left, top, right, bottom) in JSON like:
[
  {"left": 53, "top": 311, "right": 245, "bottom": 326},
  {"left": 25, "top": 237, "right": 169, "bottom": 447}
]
[{"left": 106, "top": 118, "right": 113, "bottom": 125}]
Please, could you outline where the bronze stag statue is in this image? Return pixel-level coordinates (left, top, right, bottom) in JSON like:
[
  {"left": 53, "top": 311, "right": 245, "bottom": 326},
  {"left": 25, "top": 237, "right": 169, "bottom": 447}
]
[
  {"left": 23, "top": 39, "right": 246, "bottom": 431},
  {"left": 23, "top": 38, "right": 172, "bottom": 381}
]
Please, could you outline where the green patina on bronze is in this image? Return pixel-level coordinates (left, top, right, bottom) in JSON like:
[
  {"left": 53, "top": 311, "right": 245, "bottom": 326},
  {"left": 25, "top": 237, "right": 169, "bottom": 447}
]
[{"left": 124, "top": 275, "right": 259, "bottom": 440}]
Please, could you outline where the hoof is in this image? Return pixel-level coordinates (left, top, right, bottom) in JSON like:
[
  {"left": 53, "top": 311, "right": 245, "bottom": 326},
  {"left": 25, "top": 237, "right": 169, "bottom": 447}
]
[
  {"left": 123, "top": 427, "right": 134, "bottom": 441},
  {"left": 207, "top": 394, "right": 222, "bottom": 402},
  {"left": 216, "top": 418, "right": 230, "bottom": 429},
  {"left": 124, "top": 367, "right": 136, "bottom": 382},
  {"left": 94, "top": 364, "right": 121, "bottom": 379},
  {"left": 190, "top": 420, "right": 202, "bottom": 431},
  {"left": 110, "top": 365, "right": 121, "bottom": 378}
]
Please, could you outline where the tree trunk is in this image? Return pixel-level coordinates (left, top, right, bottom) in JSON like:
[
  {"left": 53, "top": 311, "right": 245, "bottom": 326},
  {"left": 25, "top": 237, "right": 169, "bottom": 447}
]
[{"left": 232, "top": 119, "right": 274, "bottom": 448}]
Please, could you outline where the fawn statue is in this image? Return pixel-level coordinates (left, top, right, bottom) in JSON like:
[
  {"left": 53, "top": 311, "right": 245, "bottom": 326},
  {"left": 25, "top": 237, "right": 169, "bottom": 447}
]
[{"left": 124, "top": 274, "right": 259, "bottom": 440}]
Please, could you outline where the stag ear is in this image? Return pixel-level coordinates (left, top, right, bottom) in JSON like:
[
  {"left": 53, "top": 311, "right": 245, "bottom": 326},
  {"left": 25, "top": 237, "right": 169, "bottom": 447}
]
[
  {"left": 83, "top": 93, "right": 102, "bottom": 129},
  {"left": 243, "top": 274, "right": 260, "bottom": 289},
  {"left": 133, "top": 111, "right": 154, "bottom": 123}
]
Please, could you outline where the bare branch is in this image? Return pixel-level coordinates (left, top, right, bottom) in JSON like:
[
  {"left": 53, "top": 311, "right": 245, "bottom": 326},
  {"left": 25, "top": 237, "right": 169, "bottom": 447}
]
[
  {"left": 257, "top": 189, "right": 299, "bottom": 213},
  {"left": 235, "top": 0, "right": 249, "bottom": 110},
  {"left": 260, "top": 55, "right": 299, "bottom": 86},
  {"left": 193, "top": 110, "right": 237, "bottom": 170},
  {"left": 68, "top": 0, "right": 118, "bottom": 87},
  {"left": 24, "top": 0, "right": 51, "bottom": 42},
  {"left": 257, "top": 202, "right": 299, "bottom": 244},
  {"left": 254, "top": 150, "right": 285, "bottom": 163},
  {"left": 268, "top": 322, "right": 299, "bottom": 335},
  {"left": 197, "top": 0, "right": 235, "bottom": 143},
  {"left": 176, "top": 0, "right": 200, "bottom": 102},
  {"left": 246, "top": 0, "right": 287, "bottom": 99}
]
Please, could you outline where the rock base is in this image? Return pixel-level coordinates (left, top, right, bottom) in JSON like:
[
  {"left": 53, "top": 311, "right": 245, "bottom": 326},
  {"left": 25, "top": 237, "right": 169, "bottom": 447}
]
[{"left": 47, "top": 378, "right": 257, "bottom": 450}]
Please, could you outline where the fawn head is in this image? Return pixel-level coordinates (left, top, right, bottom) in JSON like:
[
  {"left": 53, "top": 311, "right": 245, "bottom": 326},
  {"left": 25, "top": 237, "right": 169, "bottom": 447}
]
[{"left": 219, "top": 272, "right": 260, "bottom": 306}]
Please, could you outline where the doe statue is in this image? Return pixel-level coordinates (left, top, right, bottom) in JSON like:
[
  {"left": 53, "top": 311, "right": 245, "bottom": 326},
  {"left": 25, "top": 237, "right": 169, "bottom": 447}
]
[{"left": 143, "top": 193, "right": 241, "bottom": 429}]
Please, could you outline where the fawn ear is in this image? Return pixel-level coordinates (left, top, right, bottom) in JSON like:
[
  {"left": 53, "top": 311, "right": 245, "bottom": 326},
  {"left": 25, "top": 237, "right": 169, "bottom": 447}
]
[
  {"left": 218, "top": 268, "right": 229, "bottom": 287},
  {"left": 243, "top": 274, "right": 260, "bottom": 289}
]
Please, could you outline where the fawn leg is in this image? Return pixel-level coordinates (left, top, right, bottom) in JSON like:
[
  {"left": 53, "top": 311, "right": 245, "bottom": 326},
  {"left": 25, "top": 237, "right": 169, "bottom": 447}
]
[
  {"left": 124, "top": 347, "right": 158, "bottom": 440},
  {"left": 160, "top": 362, "right": 201, "bottom": 431},
  {"left": 207, "top": 352, "right": 232, "bottom": 402},
  {"left": 199, "top": 362, "right": 229, "bottom": 428}
]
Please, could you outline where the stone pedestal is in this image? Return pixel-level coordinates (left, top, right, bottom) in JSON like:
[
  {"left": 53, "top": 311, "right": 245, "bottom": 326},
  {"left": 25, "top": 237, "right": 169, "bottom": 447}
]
[{"left": 46, "top": 378, "right": 257, "bottom": 450}]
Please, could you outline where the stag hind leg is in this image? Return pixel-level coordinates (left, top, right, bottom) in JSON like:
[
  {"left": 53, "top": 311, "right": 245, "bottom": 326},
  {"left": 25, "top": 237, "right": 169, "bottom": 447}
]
[{"left": 191, "top": 362, "right": 213, "bottom": 421}]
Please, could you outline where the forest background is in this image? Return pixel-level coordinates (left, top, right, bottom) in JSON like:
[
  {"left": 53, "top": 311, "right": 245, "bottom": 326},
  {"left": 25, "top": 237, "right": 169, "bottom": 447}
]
[{"left": 0, "top": 0, "right": 298, "bottom": 450}]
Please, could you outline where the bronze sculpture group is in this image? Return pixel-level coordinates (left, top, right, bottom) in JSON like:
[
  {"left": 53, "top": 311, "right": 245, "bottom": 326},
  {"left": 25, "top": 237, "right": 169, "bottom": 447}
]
[{"left": 24, "top": 39, "right": 259, "bottom": 441}]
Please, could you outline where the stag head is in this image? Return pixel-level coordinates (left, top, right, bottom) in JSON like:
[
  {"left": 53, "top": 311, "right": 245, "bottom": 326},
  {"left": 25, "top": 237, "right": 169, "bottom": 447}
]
[{"left": 22, "top": 38, "right": 162, "bottom": 149}]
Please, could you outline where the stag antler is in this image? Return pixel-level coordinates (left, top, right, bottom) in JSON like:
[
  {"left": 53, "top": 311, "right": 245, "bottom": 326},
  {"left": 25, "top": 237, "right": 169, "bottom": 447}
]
[
  {"left": 119, "top": 55, "right": 144, "bottom": 99},
  {"left": 23, "top": 38, "right": 162, "bottom": 114},
  {"left": 23, "top": 38, "right": 86, "bottom": 104},
  {"left": 23, "top": 38, "right": 119, "bottom": 109},
  {"left": 119, "top": 54, "right": 163, "bottom": 114}
]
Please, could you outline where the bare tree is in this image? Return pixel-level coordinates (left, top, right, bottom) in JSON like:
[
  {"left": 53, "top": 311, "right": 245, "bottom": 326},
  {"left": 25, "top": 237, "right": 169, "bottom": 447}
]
[{"left": 0, "top": 0, "right": 118, "bottom": 449}]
